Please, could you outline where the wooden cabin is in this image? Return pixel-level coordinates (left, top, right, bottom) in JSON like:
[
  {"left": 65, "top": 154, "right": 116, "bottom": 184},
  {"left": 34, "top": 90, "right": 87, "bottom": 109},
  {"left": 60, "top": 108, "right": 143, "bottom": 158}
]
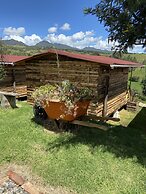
[
  {"left": 0, "top": 55, "right": 28, "bottom": 97},
  {"left": 21, "top": 49, "right": 142, "bottom": 117}
]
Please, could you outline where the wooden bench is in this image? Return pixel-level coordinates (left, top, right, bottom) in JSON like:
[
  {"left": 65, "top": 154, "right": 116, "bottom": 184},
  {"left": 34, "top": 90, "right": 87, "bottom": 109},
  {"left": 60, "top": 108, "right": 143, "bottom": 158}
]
[{"left": 0, "top": 91, "right": 18, "bottom": 108}]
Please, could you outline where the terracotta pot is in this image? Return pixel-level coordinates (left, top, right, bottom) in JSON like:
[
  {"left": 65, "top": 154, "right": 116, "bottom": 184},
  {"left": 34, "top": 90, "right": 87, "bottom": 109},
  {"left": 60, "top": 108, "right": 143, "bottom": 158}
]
[{"left": 43, "top": 100, "right": 90, "bottom": 121}]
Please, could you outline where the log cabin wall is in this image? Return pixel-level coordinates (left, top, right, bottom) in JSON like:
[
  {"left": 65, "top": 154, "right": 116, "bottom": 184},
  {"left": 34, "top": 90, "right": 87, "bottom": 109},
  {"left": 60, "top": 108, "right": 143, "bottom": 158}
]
[
  {"left": 88, "top": 66, "right": 129, "bottom": 116},
  {"left": 26, "top": 53, "right": 129, "bottom": 116},
  {"left": 26, "top": 53, "right": 100, "bottom": 104},
  {"left": 107, "top": 67, "right": 128, "bottom": 115},
  {"left": 0, "top": 61, "right": 27, "bottom": 97},
  {"left": 14, "top": 61, "right": 27, "bottom": 97}
]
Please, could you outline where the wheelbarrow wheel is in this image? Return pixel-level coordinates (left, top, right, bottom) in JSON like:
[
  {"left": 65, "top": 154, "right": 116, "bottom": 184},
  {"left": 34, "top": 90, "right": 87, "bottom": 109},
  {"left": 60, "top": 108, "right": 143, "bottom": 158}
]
[
  {"left": 54, "top": 119, "right": 78, "bottom": 132},
  {"left": 33, "top": 104, "right": 48, "bottom": 120}
]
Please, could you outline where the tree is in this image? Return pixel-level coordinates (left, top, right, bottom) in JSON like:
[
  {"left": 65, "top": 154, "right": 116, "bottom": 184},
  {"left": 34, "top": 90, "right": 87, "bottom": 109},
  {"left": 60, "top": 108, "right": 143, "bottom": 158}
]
[{"left": 84, "top": 0, "right": 146, "bottom": 51}]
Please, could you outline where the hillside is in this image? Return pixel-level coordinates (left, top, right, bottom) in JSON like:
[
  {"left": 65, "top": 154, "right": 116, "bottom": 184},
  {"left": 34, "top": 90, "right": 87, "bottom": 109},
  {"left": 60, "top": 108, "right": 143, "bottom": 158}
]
[
  {"left": 124, "top": 53, "right": 146, "bottom": 63},
  {"left": 1, "top": 39, "right": 113, "bottom": 56},
  {"left": 83, "top": 46, "right": 112, "bottom": 54},
  {"left": 2, "top": 39, "right": 146, "bottom": 62},
  {"left": 1, "top": 39, "right": 146, "bottom": 64},
  {"left": 2, "top": 39, "right": 26, "bottom": 46},
  {"left": 35, "top": 41, "right": 78, "bottom": 50}
]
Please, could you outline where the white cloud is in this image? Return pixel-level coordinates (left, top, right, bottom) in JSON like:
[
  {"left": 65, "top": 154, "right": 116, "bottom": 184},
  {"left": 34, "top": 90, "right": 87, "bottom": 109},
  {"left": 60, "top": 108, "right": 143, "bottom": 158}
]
[
  {"left": 60, "top": 23, "right": 71, "bottom": 31},
  {"left": 2, "top": 25, "right": 145, "bottom": 53},
  {"left": 72, "top": 31, "right": 85, "bottom": 40},
  {"left": 3, "top": 35, "right": 25, "bottom": 43},
  {"left": 45, "top": 30, "right": 114, "bottom": 50},
  {"left": 93, "top": 37, "right": 115, "bottom": 50},
  {"left": 24, "top": 34, "right": 42, "bottom": 45},
  {"left": 3, "top": 34, "right": 42, "bottom": 46},
  {"left": 2, "top": 26, "right": 115, "bottom": 50},
  {"left": 48, "top": 26, "right": 57, "bottom": 33},
  {"left": 128, "top": 45, "right": 145, "bottom": 53},
  {"left": 3, "top": 27, "right": 25, "bottom": 36},
  {"left": 6, "top": 26, "right": 145, "bottom": 52},
  {"left": 85, "top": 30, "right": 94, "bottom": 36}
]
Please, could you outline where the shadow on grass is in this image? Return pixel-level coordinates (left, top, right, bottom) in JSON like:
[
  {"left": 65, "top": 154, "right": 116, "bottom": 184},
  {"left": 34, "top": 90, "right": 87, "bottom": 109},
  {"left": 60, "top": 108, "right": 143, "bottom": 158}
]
[
  {"left": 46, "top": 109, "right": 146, "bottom": 166},
  {"left": 128, "top": 107, "right": 146, "bottom": 130}
]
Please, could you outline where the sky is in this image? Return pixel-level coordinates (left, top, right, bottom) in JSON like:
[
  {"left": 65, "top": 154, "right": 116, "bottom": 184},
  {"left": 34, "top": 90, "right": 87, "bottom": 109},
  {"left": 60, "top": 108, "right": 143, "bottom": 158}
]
[{"left": 0, "top": 0, "right": 144, "bottom": 53}]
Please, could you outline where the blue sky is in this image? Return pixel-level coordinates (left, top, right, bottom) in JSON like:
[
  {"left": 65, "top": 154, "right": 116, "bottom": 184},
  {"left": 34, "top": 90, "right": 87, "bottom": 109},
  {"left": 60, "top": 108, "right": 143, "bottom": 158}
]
[{"left": 0, "top": 0, "right": 144, "bottom": 52}]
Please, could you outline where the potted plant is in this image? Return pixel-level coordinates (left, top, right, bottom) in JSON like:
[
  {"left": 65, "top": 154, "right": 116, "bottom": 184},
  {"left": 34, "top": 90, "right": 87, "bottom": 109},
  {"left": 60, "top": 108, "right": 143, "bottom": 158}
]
[{"left": 32, "top": 80, "right": 93, "bottom": 121}]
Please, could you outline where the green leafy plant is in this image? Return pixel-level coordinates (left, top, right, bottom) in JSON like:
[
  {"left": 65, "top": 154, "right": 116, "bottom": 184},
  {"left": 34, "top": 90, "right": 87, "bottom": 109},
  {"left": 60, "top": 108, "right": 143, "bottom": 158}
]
[
  {"left": 141, "top": 78, "right": 146, "bottom": 96},
  {"left": 0, "top": 64, "right": 5, "bottom": 80},
  {"left": 32, "top": 80, "right": 93, "bottom": 110},
  {"left": 129, "top": 76, "right": 139, "bottom": 82}
]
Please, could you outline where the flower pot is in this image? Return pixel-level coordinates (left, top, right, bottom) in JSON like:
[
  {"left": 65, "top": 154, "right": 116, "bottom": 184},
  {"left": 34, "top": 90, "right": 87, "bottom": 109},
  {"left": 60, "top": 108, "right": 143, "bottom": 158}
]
[{"left": 43, "top": 100, "right": 90, "bottom": 121}]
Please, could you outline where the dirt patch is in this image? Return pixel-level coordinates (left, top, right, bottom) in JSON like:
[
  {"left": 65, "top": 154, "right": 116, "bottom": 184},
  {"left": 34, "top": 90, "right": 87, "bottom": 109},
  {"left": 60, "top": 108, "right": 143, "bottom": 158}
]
[{"left": 0, "top": 163, "right": 76, "bottom": 194}]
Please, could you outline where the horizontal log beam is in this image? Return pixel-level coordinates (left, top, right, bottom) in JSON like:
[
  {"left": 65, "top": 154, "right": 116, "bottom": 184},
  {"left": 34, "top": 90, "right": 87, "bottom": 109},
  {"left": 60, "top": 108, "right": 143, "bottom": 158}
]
[{"left": 71, "top": 120, "right": 109, "bottom": 131}]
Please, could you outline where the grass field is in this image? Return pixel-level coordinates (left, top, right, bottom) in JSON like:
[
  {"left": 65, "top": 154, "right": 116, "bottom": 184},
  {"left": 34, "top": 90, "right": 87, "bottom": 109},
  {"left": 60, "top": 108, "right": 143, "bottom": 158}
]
[
  {"left": 129, "top": 68, "right": 145, "bottom": 94},
  {"left": 0, "top": 102, "right": 146, "bottom": 194},
  {"left": 122, "top": 53, "right": 146, "bottom": 100},
  {"left": 125, "top": 53, "right": 146, "bottom": 63},
  {"left": 127, "top": 64, "right": 146, "bottom": 101}
]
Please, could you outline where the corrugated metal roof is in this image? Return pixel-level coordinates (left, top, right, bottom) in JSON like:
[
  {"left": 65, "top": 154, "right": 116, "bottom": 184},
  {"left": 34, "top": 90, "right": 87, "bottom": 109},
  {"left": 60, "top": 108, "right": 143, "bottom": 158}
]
[
  {"left": 48, "top": 49, "right": 143, "bottom": 67},
  {"left": 0, "top": 55, "right": 28, "bottom": 63},
  {"left": 18, "top": 49, "right": 143, "bottom": 67}
]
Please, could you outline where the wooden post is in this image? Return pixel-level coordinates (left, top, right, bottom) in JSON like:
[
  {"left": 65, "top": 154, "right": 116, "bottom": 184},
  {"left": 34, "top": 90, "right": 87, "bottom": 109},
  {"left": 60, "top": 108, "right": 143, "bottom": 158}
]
[
  {"left": 102, "top": 76, "right": 109, "bottom": 117},
  {"left": 12, "top": 69, "right": 16, "bottom": 92},
  {"left": 129, "top": 67, "right": 133, "bottom": 101}
]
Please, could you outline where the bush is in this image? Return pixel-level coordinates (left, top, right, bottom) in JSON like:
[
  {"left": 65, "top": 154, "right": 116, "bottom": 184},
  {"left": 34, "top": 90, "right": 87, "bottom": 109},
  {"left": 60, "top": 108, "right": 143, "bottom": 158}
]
[
  {"left": 138, "top": 95, "right": 146, "bottom": 101},
  {"left": 129, "top": 76, "right": 139, "bottom": 82},
  {"left": 141, "top": 78, "right": 146, "bottom": 96},
  {"left": 0, "top": 64, "right": 5, "bottom": 80}
]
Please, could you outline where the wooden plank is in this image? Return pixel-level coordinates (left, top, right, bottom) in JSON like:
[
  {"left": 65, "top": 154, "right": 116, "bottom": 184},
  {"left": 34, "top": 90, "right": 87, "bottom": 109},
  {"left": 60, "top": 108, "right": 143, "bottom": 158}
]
[
  {"left": 88, "top": 91, "right": 127, "bottom": 117},
  {"left": 71, "top": 120, "right": 109, "bottom": 131},
  {"left": 0, "top": 85, "right": 27, "bottom": 98},
  {"left": 0, "top": 91, "right": 18, "bottom": 96},
  {"left": 0, "top": 93, "right": 17, "bottom": 108},
  {"left": 85, "top": 115, "right": 120, "bottom": 122}
]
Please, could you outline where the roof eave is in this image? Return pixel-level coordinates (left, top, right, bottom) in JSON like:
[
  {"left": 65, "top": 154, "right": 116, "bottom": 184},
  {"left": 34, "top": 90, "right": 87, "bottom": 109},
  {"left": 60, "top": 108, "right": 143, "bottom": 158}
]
[
  {"left": 110, "top": 63, "right": 144, "bottom": 68},
  {"left": 0, "top": 62, "right": 14, "bottom": 65}
]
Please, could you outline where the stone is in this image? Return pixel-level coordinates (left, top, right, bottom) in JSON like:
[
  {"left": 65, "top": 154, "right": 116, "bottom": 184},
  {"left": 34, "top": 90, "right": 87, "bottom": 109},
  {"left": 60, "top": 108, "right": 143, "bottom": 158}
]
[
  {"left": 139, "top": 102, "right": 146, "bottom": 108},
  {"left": 22, "top": 182, "right": 42, "bottom": 194},
  {"left": 7, "top": 170, "right": 25, "bottom": 186}
]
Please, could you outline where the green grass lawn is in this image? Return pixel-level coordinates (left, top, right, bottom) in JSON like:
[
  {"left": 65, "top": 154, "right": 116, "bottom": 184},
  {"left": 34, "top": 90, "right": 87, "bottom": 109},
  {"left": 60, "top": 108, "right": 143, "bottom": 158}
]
[{"left": 0, "top": 102, "right": 146, "bottom": 194}]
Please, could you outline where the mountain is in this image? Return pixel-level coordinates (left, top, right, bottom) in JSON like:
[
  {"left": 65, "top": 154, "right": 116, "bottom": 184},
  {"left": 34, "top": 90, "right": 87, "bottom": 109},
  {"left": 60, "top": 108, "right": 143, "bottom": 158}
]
[
  {"left": 35, "top": 40, "right": 78, "bottom": 50},
  {"left": 83, "top": 47, "right": 100, "bottom": 52},
  {"left": 0, "top": 39, "right": 113, "bottom": 55},
  {"left": 35, "top": 41, "right": 53, "bottom": 48},
  {"left": 83, "top": 47, "right": 112, "bottom": 54},
  {"left": 53, "top": 43, "right": 78, "bottom": 50},
  {"left": 2, "top": 39, "right": 26, "bottom": 46}
]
